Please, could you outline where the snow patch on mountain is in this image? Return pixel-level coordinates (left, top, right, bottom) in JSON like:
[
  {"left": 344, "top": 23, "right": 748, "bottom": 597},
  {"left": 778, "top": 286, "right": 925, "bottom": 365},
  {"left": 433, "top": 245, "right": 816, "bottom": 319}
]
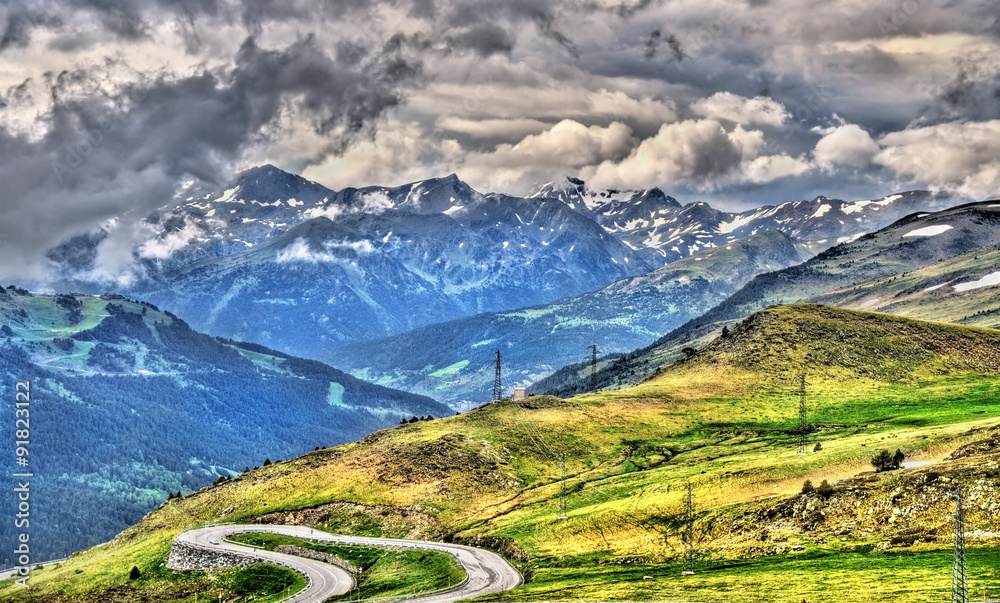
[
  {"left": 953, "top": 271, "right": 1000, "bottom": 292},
  {"left": 214, "top": 186, "right": 242, "bottom": 204},
  {"left": 903, "top": 225, "right": 953, "bottom": 237}
]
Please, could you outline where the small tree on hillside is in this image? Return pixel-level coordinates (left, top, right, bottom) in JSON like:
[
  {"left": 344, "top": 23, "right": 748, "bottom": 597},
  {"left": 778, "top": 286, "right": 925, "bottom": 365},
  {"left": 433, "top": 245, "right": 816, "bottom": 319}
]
[
  {"left": 816, "top": 479, "right": 834, "bottom": 499},
  {"left": 801, "top": 479, "right": 815, "bottom": 494},
  {"left": 871, "top": 449, "right": 905, "bottom": 472},
  {"left": 129, "top": 566, "right": 141, "bottom": 580}
]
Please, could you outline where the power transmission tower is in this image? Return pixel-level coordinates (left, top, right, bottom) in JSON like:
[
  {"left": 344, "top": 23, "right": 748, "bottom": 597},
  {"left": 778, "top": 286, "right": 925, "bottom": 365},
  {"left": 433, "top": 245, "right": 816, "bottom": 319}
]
[
  {"left": 798, "top": 373, "right": 808, "bottom": 455},
  {"left": 589, "top": 345, "right": 599, "bottom": 392},
  {"left": 492, "top": 350, "right": 502, "bottom": 403},
  {"left": 558, "top": 454, "right": 568, "bottom": 519},
  {"left": 952, "top": 486, "right": 968, "bottom": 603},
  {"left": 682, "top": 482, "right": 695, "bottom": 574}
]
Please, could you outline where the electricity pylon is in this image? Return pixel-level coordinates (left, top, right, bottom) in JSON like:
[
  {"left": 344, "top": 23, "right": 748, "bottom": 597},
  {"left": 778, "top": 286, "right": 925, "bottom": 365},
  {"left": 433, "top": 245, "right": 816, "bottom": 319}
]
[{"left": 952, "top": 486, "right": 968, "bottom": 603}]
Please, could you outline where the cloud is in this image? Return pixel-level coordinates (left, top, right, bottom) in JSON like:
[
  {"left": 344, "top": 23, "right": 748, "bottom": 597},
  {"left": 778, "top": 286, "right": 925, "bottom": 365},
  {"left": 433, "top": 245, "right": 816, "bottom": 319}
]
[
  {"left": 275, "top": 237, "right": 376, "bottom": 263},
  {"left": 743, "top": 154, "right": 812, "bottom": 184},
  {"left": 0, "top": 33, "right": 421, "bottom": 281},
  {"left": 441, "top": 119, "right": 636, "bottom": 193},
  {"left": 691, "top": 92, "right": 790, "bottom": 127},
  {"left": 358, "top": 190, "right": 395, "bottom": 212},
  {"left": 276, "top": 238, "right": 336, "bottom": 263},
  {"left": 874, "top": 120, "right": 1000, "bottom": 199},
  {"left": 587, "top": 119, "right": 760, "bottom": 189},
  {"left": 813, "top": 124, "right": 880, "bottom": 168},
  {"left": 137, "top": 219, "right": 204, "bottom": 260}
]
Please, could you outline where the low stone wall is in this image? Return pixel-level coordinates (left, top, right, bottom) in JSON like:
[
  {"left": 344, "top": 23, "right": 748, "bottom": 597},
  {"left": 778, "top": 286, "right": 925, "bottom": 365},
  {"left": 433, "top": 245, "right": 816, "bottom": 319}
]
[
  {"left": 274, "top": 545, "right": 361, "bottom": 574},
  {"left": 167, "top": 540, "right": 262, "bottom": 572}
]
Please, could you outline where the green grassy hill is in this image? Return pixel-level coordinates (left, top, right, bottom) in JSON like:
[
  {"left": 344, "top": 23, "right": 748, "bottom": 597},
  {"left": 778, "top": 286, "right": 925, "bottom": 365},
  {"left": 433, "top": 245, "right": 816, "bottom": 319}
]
[
  {"left": 5, "top": 305, "right": 1000, "bottom": 602},
  {"left": 0, "top": 288, "right": 448, "bottom": 560}
]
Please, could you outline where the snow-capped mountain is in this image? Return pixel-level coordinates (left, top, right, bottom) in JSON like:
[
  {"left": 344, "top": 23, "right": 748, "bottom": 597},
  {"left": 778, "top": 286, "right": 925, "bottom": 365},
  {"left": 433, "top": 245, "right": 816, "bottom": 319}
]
[
  {"left": 45, "top": 166, "right": 968, "bottom": 360},
  {"left": 121, "top": 170, "right": 650, "bottom": 355},
  {"left": 531, "top": 178, "right": 966, "bottom": 264}
]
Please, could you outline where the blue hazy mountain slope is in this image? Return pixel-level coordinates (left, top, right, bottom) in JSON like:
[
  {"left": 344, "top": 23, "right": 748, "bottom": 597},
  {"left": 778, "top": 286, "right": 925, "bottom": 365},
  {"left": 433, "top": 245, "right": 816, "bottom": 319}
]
[{"left": 0, "top": 290, "right": 448, "bottom": 561}]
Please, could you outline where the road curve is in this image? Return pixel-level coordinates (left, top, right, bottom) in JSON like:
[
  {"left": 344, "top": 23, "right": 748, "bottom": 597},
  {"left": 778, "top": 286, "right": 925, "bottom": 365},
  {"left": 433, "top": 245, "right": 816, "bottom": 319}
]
[{"left": 176, "top": 524, "right": 522, "bottom": 603}]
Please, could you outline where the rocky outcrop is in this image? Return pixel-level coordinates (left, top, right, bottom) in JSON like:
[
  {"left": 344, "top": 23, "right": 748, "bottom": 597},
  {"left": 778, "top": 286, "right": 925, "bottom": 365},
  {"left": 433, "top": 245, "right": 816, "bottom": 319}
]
[{"left": 166, "top": 540, "right": 262, "bottom": 572}]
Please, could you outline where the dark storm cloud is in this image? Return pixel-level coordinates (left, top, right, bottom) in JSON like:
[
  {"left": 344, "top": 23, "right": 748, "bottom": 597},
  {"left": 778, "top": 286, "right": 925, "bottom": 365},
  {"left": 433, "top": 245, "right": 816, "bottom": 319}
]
[
  {"left": 443, "top": 0, "right": 578, "bottom": 57},
  {"left": 643, "top": 29, "right": 684, "bottom": 62},
  {"left": 444, "top": 23, "right": 514, "bottom": 57},
  {"left": 0, "top": 33, "right": 421, "bottom": 279},
  {"left": 921, "top": 54, "right": 1000, "bottom": 124},
  {"left": 0, "top": 0, "right": 227, "bottom": 50}
]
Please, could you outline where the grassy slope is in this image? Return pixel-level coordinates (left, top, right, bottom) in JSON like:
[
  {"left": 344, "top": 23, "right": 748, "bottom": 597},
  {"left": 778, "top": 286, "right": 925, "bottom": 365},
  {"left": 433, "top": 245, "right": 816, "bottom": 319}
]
[
  {"left": 811, "top": 242, "right": 1000, "bottom": 329},
  {"left": 5, "top": 305, "right": 1000, "bottom": 602}
]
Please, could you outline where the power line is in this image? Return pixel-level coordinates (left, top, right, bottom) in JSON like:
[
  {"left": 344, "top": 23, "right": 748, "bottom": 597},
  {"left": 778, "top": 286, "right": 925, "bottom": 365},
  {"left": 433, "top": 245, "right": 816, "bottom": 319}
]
[
  {"left": 589, "top": 345, "right": 599, "bottom": 392},
  {"left": 798, "top": 373, "right": 808, "bottom": 455},
  {"left": 492, "top": 349, "right": 502, "bottom": 403},
  {"left": 558, "top": 454, "right": 568, "bottom": 520},
  {"left": 952, "top": 486, "right": 968, "bottom": 603},
  {"left": 682, "top": 482, "right": 695, "bottom": 575}
]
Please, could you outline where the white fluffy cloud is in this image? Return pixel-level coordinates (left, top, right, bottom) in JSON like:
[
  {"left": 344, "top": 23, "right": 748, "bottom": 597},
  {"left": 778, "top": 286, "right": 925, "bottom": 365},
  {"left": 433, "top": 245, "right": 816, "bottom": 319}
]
[
  {"left": 875, "top": 120, "right": 1000, "bottom": 199},
  {"left": 691, "top": 93, "right": 791, "bottom": 127},
  {"left": 813, "top": 124, "right": 881, "bottom": 168},
  {"left": 744, "top": 154, "right": 813, "bottom": 184},
  {"left": 489, "top": 120, "right": 635, "bottom": 168},
  {"left": 588, "top": 119, "right": 762, "bottom": 190}
]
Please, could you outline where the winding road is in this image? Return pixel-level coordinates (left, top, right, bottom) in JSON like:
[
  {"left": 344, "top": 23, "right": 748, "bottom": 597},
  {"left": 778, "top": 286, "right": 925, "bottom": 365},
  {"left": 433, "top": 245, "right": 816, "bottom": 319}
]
[{"left": 175, "top": 524, "right": 522, "bottom": 603}]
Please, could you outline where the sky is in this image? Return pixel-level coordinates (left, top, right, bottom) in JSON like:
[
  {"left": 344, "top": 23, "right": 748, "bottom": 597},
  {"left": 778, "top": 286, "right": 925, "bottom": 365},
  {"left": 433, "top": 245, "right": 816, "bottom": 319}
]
[{"left": 1, "top": 0, "right": 999, "bottom": 280}]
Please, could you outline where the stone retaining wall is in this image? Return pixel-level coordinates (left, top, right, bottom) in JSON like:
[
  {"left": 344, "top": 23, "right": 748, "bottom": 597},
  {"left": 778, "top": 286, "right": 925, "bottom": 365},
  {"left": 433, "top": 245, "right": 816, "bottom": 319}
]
[{"left": 167, "top": 540, "right": 262, "bottom": 572}]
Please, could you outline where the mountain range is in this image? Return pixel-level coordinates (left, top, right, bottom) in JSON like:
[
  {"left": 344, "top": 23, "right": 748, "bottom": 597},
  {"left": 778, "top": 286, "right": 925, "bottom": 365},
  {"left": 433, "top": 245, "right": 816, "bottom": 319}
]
[{"left": 44, "top": 167, "right": 966, "bottom": 365}]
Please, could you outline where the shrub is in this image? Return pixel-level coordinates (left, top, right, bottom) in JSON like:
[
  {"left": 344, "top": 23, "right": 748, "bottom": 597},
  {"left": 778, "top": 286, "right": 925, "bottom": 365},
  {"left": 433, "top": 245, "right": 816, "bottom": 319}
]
[
  {"left": 263, "top": 458, "right": 271, "bottom": 466},
  {"left": 129, "top": 566, "right": 141, "bottom": 580},
  {"left": 813, "top": 442, "right": 822, "bottom": 452},
  {"left": 871, "top": 449, "right": 905, "bottom": 472},
  {"left": 816, "top": 479, "right": 834, "bottom": 499},
  {"left": 801, "top": 479, "right": 815, "bottom": 494}
]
